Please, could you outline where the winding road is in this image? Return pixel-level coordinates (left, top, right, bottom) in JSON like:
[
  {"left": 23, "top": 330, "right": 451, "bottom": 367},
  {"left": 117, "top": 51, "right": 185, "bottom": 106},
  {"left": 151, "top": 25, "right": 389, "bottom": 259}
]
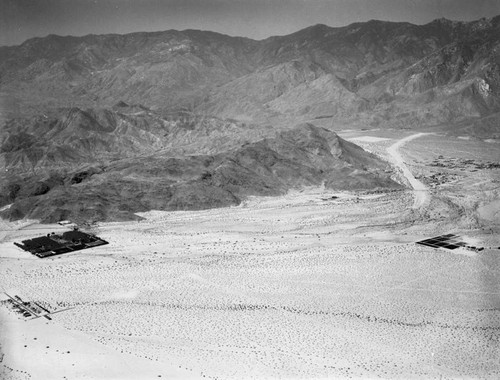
[{"left": 386, "top": 133, "right": 430, "bottom": 209}]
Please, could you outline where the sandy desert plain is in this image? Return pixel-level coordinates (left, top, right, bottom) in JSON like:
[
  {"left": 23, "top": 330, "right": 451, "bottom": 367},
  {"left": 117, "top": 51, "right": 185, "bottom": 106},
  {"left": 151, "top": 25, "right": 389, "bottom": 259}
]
[{"left": 1, "top": 129, "right": 500, "bottom": 379}]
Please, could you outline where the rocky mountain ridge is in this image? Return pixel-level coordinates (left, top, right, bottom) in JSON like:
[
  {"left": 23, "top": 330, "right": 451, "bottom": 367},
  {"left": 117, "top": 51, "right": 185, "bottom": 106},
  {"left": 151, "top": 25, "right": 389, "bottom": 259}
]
[
  {"left": 0, "top": 123, "right": 400, "bottom": 223},
  {"left": 0, "top": 104, "right": 269, "bottom": 172},
  {"left": 1, "top": 16, "right": 499, "bottom": 133}
]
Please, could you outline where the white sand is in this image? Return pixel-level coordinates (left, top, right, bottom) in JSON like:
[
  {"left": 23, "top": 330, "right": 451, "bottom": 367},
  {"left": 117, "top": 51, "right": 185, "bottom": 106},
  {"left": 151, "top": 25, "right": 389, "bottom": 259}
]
[
  {"left": 1, "top": 185, "right": 499, "bottom": 379},
  {"left": 0, "top": 307, "right": 194, "bottom": 380},
  {"left": 477, "top": 199, "right": 500, "bottom": 223}
]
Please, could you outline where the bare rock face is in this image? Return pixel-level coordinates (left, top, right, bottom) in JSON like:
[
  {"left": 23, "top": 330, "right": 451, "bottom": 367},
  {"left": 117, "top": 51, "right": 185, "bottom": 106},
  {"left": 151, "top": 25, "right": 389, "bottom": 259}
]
[{"left": 0, "top": 123, "right": 400, "bottom": 223}]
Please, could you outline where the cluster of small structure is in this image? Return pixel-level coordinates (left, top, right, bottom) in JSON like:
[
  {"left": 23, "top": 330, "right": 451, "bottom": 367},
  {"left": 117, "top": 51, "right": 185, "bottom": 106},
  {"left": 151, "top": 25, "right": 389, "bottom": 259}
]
[
  {"left": 429, "top": 156, "right": 500, "bottom": 170},
  {"left": 2, "top": 292, "right": 72, "bottom": 320},
  {"left": 14, "top": 229, "right": 108, "bottom": 258},
  {"left": 418, "top": 172, "right": 459, "bottom": 188},
  {"left": 3, "top": 293, "right": 51, "bottom": 320}
]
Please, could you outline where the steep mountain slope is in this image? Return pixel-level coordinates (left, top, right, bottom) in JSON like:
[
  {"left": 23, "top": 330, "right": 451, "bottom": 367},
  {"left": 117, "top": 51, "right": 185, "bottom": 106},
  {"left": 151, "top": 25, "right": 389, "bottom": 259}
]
[
  {"left": 0, "top": 123, "right": 400, "bottom": 223},
  {"left": 353, "top": 19, "right": 500, "bottom": 128},
  {"left": 204, "top": 17, "right": 500, "bottom": 129},
  {"left": 0, "top": 30, "right": 259, "bottom": 118},
  {"left": 0, "top": 104, "right": 270, "bottom": 172},
  {"left": 200, "top": 60, "right": 368, "bottom": 123}
]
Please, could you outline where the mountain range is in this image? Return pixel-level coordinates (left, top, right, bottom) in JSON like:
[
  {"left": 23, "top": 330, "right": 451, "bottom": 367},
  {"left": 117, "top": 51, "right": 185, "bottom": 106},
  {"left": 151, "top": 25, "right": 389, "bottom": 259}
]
[
  {"left": 1, "top": 16, "right": 499, "bottom": 133},
  {"left": 1, "top": 16, "right": 499, "bottom": 222}
]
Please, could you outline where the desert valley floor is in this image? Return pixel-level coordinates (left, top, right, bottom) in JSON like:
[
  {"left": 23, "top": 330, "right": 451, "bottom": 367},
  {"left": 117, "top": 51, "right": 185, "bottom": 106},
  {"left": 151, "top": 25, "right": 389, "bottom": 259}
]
[{"left": 1, "top": 129, "right": 499, "bottom": 379}]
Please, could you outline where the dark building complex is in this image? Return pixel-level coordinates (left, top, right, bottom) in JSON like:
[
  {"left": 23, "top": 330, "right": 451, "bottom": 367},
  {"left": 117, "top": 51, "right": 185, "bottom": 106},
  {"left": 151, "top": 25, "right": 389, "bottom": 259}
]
[
  {"left": 15, "top": 230, "right": 108, "bottom": 258},
  {"left": 416, "top": 234, "right": 484, "bottom": 252}
]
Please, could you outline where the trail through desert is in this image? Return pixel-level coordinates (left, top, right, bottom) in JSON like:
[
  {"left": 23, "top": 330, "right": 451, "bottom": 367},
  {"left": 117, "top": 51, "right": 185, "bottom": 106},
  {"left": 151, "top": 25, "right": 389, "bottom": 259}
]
[{"left": 386, "top": 133, "right": 431, "bottom": 209}]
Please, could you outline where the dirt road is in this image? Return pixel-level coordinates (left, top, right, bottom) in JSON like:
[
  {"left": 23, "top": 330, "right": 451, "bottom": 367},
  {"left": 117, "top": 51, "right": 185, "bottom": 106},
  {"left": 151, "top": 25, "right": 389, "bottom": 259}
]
[{"left": 386, "top": 133, "right": 430, "bottom": 209}]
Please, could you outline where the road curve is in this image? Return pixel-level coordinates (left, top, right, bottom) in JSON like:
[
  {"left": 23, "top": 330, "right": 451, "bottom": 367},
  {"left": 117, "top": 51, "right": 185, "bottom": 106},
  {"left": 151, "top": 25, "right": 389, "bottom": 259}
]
[{"left": 386, "top": 133, "right": 430, "bottom": 209}]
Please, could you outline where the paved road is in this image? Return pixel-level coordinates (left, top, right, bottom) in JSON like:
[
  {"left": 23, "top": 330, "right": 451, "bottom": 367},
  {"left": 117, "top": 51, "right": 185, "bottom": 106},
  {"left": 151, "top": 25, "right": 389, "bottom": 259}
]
[{"left": 386, "top": 133, "right": 430, "bottom": 209}]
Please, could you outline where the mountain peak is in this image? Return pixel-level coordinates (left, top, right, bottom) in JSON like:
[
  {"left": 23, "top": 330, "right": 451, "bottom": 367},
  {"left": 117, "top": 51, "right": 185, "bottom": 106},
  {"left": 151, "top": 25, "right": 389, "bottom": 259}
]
[
  {"left": 287, "top": 23, "right": 335, "bottom": 39},
  {"left": 309, "top": 23, "right": 331, "bottom": 30},
  {"left": 425, "top": 17, "right": 461, "bottom": 28}
]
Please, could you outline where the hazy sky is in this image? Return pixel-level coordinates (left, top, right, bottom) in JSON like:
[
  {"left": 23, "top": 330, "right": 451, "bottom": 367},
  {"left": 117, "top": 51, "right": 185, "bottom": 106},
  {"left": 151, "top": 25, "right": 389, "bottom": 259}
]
[{"left": 1, "top": 0, "right": 500, "bottom": 46}]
